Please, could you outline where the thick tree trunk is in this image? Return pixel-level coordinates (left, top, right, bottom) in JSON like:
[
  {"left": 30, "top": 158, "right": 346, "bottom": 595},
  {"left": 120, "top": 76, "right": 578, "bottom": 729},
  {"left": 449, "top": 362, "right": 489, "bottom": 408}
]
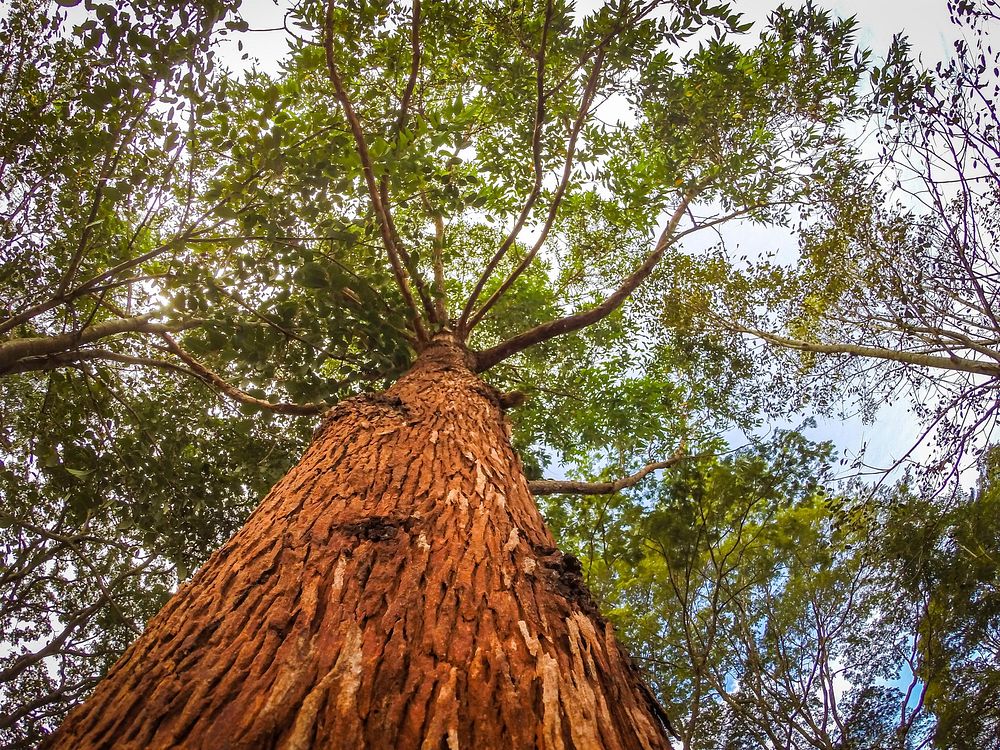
[{"left": 46, "top": 336, "right": 673, "bottom": 749}]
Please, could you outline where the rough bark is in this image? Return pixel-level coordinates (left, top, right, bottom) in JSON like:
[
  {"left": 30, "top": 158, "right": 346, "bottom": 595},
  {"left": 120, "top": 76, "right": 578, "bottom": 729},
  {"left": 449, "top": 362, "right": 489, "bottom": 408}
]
[{"left": 45, "top": 335, "right": 673, "bottom": 750}]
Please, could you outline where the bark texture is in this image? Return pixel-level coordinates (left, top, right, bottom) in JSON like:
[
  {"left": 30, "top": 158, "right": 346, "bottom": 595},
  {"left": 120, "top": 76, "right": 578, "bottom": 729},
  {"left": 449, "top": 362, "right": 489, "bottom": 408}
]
[{"left": 46, "top": 336, "right": 672, "bottom": 750}]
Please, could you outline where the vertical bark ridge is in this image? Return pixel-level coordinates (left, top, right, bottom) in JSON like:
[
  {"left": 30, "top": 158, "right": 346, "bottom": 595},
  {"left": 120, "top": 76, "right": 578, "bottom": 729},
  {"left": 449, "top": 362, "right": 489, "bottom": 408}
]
[{"left": 46, "top": 336, "right": 672, "bottom": 750}]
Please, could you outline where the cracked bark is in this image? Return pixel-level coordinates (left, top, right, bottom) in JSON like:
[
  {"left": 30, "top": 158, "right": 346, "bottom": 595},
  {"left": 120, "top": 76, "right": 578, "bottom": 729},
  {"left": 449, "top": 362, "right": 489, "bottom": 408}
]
[{"left": 45, "top": 335, "right": 672, "bottom": 750}]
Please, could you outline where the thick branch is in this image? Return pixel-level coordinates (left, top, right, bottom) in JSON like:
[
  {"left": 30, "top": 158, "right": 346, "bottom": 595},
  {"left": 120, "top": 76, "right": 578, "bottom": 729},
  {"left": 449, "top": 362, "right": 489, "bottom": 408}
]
[
  {"left": 158, "top": 333, "right": 327, "bottom": 415},
  {"left": 458, "top": 0, "right": 554, "bottom": 330},
  {"left": 890, "top": 319, "right": 1000, "bottom": 363},
  {"left": 529, "top": 447, "right": 686, "bottom": 496},
  {"left": 323, "top": 1, "right": 429, "bottom": 341},
  {"left": 474, "top": 190, "right": 696, "bottom": 372},
  {"left": 0, "top": 348, "right": 199, "bottom": 377},
  {"left": 0, "top": 315, "right": 199, "bottom": 374},
  {"left": 722, "top": 319, "right": 1000, "bottom": 377}
]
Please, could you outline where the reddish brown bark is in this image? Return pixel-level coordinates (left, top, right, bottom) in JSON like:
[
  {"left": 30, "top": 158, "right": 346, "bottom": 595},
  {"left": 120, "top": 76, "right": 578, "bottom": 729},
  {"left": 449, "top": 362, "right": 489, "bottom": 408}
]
[{"left": 46, "top": 335, "right": 673, "bottom": 750}]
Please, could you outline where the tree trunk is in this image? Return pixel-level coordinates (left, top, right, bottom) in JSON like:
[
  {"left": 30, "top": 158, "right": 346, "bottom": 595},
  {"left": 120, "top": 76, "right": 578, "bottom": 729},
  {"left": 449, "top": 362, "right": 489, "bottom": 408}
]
[{"left": 45, "top": 335, "right": 673, "bottom": 749}]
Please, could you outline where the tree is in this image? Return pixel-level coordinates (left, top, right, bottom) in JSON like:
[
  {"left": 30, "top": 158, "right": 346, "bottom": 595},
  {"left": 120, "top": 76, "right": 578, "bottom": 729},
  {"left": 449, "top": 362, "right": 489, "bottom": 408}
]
[
  {"left": 0, "top": 2, "right": 327, "bottom": 742},
  {"left": 46, "top": 335, "right": 684, "bottom": 748},
  {"left": 547, "top": 432, "right": 937, "bottom": 750},
  {"left": 876, "top": 450, "right": 1000, "bottom": 749},
  {"left": 696, "top": 0, "right": 1000, "bottom": 475},
  {"left": 2, "top": 0, "right": 885, "bottom": 746}
]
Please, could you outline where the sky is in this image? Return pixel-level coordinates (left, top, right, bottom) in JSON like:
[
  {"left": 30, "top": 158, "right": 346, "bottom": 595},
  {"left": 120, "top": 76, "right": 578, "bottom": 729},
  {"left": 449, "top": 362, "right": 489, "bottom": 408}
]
[
  {"left": 222, "top": 0, "right": 960, "bottom": 75},
  {"left": 215, "top": 0, "right": 973, "bottom": 480}
]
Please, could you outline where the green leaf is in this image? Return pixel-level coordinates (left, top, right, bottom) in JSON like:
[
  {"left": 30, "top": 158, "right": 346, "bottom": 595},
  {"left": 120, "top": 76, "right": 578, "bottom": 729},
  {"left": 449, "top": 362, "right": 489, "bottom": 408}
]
[{"left": 294, "top": 262, "right": 330, "bottom": 289}]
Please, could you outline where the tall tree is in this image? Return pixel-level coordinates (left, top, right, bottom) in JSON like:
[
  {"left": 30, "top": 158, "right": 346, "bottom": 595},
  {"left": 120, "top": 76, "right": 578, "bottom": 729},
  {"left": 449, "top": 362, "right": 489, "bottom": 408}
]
[{"left": 2, "top": 0, "right": 881, "bottom": 746}]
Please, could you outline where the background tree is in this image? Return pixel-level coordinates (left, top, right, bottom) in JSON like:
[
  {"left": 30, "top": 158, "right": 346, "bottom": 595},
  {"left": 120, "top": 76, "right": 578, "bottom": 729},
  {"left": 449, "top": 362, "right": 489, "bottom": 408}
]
[
  {"left": 547, "top": 432, "right": 941, "bottom": 749},
  {"left": 693, "top": 0, "right": 1000, "bottom": 477},
  {"left": 875, "top": 450, "right": 1000, "bottom": 748}
]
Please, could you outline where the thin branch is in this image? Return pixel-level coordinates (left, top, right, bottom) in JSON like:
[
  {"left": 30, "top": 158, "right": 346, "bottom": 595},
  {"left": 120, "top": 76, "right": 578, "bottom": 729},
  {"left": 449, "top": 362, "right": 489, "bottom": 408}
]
[
  {"left": 0, "top": 154, "right": 282, "bottom": 338},
  {"left": 474, "top": 189, "right": 697, "bottom": 372},
  {"left": 377, "top": 0, "right": 438, "bottom": 323},
  {"left": 543, "top": 0, "right": 661, "bottom": 98},
  {"left": 56, "top": 94, "right": 156, "bottom": 297},
  {"left": 323, "top": 0, "right": 429, "bottom": 342},
  {"left": 13, "top": 518, "right": 142, "bottom": 637},
  {"left": 529, "top": 444, "right": 687, "bottom": 495},
  {"left": 717, "top": 315, "right": 1000, "bottom": 378},
  {"left": 465, "top": 45, "right": 606, "bottom": 333},
  {"left": 157, "top": 333, "right": 327, "bottom": 415},
  {"left": 208, "top": 281, "right": 349, "bottom": 363},
  {"left": 458, "top": 0, "right": 554, "bottom": 329},
  {"left": 0, "top": 550, "right": 159, "bottom": 686},
  {"left": 0, "top": 224, "right": 211, "bottom": 339}
]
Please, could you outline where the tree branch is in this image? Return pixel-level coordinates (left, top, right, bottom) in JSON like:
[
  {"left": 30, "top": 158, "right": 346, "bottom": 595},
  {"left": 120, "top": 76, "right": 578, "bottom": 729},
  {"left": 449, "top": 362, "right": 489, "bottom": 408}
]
[
  {"left": 0, "top": 548, "right": 159, "bottom": 687},
  {"left": 0, "top": 155, "right": 284, "bottom": 339},
  {"left": 0, "top": 348, "right": 199, "bottom": 377},
  {"left": 465, "top": 45, "right": 605, "bottom": 334},
  {"left": 0, "top": 225, "right": 209, "bottom": 339},
  {"left": 717, "top": 316, "right": 1000, "bottom": 378},
  {"left": 55, "top": 95, "right": 154, "bottom": 297},
  {"left": 395, "top": 0, "right": 422, "bottom": 140},
  {"left": 323, "top": 0, "right": 430, "bottom": 342},
  {"left": 423, "top": 192, "right": 449, "bottom": 323},
  {"left": 377, "top": 0, "right": 438, "bottom": 323},
  {"left": 474, "top": 189, "right": 697, "bottom": 372},
  {"left": 458, "top": 0, "right": 554, "bottom": 330},
  {"left": 158, "top": 333, "right": 328, "bottom": 415},
  {"left": 529, "top": 445, "right": 687, "bottom": 495},
  {"left": 0, "top": 315, "right": 201, "bottom": 374}
]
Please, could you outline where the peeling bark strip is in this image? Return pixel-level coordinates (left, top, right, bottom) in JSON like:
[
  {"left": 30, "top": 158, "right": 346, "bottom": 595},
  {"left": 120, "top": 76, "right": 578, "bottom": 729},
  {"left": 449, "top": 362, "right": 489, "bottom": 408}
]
[{"left": 46, "top": 336, "right": 672, "bottom": 750}]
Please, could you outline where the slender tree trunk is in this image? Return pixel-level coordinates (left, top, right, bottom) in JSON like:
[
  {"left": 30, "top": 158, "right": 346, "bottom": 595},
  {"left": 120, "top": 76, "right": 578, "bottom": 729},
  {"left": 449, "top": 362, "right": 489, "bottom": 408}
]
[{"left": 45, "top": 335, "right": 673, "bottom": 749}]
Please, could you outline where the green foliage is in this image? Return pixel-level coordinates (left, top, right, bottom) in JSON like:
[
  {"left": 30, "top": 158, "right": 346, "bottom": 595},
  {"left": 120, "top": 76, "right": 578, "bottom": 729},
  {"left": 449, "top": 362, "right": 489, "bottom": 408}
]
[
  {"left": 546, "top": 434, "right": 949, "bottom": 748},
  {"left": 0, "top": 365, "right": 310, "bottom": 746},
  {"left": 876, "top": 451, "right": 1000, "bottom": 748},
  {"left": 687, "top": 1, "right": 1000, "bottom": 466}
]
